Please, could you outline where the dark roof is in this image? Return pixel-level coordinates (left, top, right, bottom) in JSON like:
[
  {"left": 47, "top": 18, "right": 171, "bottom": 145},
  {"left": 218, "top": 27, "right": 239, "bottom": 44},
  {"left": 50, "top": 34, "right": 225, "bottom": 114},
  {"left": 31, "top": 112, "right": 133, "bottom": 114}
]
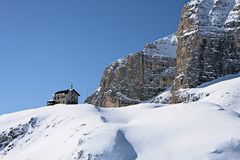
[
  {"left": 55, "top": 89, "right": 80, "bottom": 96},
  {"left": 55, "top": 89, "right": 69, "bottom": 94},
  {"left": 71, "top": 89, "right": 80, "bottom": 96}
]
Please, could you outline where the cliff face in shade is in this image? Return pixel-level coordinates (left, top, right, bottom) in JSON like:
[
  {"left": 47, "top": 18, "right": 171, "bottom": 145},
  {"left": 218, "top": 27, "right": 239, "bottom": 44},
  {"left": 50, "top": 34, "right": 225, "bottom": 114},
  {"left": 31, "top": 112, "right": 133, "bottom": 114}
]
[
  {"left": 172, "top": 0, "right": 240, "bottom": 103},
  {"left": 85, "top": 34, "right": 177, "bottom": 107}
]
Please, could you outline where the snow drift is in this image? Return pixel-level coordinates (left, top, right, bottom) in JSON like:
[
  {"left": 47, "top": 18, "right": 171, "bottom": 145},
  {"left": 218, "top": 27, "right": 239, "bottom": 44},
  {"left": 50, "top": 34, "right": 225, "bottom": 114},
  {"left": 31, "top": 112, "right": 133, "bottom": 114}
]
[{"left": 1, "top": 74, "right": 240, "bottom": 160}]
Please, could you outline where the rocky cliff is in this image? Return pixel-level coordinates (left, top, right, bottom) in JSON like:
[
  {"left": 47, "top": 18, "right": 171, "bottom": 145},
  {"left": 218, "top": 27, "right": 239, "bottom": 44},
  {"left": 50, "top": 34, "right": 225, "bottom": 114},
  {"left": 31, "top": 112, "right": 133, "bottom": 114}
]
[
  {"left": 172, "top": 0, "right": 240, "bottom": 102},
  {"left": 85, "top": 34, "right": 177, "bottom": 107},
  {"left": 86, "top": 0, "right": 240, "bottom": 106}
]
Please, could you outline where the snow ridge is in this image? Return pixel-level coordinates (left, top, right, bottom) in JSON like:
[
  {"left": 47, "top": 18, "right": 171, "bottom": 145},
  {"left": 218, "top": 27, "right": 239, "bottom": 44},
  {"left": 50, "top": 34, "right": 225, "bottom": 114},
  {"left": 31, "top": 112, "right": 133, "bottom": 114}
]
[
  {"left": 108, "top": 33, "right": 177, "bottom": 69},
  {"left": 143, "top": 33, "right": 177, "bottom": 58}
]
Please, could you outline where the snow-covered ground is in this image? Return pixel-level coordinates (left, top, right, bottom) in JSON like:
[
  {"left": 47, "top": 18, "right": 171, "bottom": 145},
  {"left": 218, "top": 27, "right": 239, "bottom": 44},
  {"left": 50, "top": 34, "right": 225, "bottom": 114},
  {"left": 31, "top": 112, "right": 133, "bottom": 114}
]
[
  {"left": 0, "top": 74, "right": 240, "bottom": 160},
  {"left": 172, "top": 73, "right": 240, "bottom": 113}
]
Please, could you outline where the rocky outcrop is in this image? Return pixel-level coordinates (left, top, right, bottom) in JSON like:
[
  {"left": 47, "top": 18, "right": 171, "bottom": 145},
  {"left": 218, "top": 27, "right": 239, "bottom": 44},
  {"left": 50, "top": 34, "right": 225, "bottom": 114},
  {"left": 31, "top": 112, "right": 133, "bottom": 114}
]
[
  {"left": 0, "top": 117, "right": 38, "bottom": 156},
  {"left": 85, "top": 34, "right": 177, "bottom": 107},
  {"left": 172, "top": 0, "right": 240, "bottom": 103},
  {"left": 86, "top": 0, "right": 240, "bottom": 106}
]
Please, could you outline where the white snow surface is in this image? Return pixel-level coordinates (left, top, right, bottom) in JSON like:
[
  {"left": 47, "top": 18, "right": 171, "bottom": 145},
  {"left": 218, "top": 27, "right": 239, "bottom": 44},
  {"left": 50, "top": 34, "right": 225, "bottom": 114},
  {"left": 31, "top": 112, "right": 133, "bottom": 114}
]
[
  {"left": 143, "top": 33, "right": 177, "bottom": 58},
  {"left": 1, "top": 75, "right": 240, "bottom": 160},
  {"left": 174, "top": 73, "right": 240, "bottom": 113}
]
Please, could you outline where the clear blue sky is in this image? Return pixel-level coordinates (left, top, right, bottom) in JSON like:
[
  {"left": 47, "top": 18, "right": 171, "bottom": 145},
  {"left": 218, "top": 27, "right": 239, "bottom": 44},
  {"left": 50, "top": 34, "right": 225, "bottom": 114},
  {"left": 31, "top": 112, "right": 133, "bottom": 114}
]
[{"left": 0, "top": 0, "right": 188, "bottom": 115}]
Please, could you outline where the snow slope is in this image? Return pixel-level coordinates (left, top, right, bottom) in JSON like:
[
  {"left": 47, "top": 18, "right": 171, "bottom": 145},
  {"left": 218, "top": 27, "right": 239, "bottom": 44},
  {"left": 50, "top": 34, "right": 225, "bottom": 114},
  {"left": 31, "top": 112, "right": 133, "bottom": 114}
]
[
  {"left": 172, "top": 73, "right": 240, "bottom": 113},
  {"left": 1, "top": 103, "right": 240, "bottom": 160},
  {"left": 1, "top": 75, "right": 240, "bottom": 160}
]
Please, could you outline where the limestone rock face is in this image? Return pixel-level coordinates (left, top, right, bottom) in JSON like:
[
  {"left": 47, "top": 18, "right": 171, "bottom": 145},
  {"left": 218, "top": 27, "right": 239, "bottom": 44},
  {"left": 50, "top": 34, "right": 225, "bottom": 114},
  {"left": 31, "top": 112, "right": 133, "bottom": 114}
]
[
  {"left": 172, "top": 0, "right": 240, "bottom": 102},
  {"left": 85, "top": 34, "right": 177, "bottom": 107}
]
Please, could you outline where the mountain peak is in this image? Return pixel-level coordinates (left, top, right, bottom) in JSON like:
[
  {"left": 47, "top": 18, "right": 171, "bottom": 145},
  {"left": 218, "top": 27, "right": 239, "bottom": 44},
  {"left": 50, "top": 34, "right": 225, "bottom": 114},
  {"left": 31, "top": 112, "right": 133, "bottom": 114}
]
[{"left": 143, "top": 33, "right": 177, "bottom": 58}]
